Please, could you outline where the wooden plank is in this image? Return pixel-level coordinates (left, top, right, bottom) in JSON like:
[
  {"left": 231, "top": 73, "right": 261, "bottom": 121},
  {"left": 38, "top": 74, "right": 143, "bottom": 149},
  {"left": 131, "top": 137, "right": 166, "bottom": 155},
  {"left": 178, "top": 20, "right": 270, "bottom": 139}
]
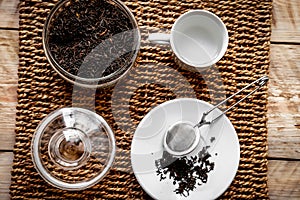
[
  {"left": 0, "top": 102, "right": 17, "bottom": 150},
  {"left": 1, "top": 154, "right": 299, "bottom": 199},
  {"left": 271, "top": 0, "right": 300, "bottom": 43},
  {"left": 0, "top": 29, "right": 18, "bottom": 150},
  {"left": 0, "top": 30, "right": 18, "bottom": 84},
  {"left": 0, "top": 152, "right": 13, "bottom": 200},
  {"left": 268, "top": 160, "right": 300, "bottom": 199},
  {"left": 0, "top": 30, "right": 18, "bottom": 65},
  {"left": 268, "top": 44, "right": 300, "bottom": 159},
  {"left": 0, "top": 0, "right": 19, "bottom": 29},
  {"left": 0, "top": 64, "right": 18, "bottom": 85}
]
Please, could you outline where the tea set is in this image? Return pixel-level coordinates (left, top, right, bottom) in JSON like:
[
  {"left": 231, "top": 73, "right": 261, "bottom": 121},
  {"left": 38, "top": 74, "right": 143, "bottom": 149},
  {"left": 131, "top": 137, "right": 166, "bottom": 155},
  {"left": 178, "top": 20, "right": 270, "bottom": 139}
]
[{"left": 32, "top": 0, "right": 268, "bottom": 199}]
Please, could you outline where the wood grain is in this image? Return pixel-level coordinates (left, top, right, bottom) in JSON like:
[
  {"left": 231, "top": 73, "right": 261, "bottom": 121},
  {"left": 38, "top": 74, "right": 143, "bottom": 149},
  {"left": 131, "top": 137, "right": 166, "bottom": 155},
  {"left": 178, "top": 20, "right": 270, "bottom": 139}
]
[
  {"left": 0, "top": 29, "right": 18, "bottom": 151},
  {"left": 0, "top": 102, "right": 17, "bottom": 150},
  {"left": 0, "top": 30, "right": 18, "bottom": 66},
  {"left": 271, "top": 0, "right": 300, "bottom": 43},
  {"left": 268, "top": 44, "right": 300, "bottom": 159},
  {"left": 0, "top": 0, "right": 19, "bottom": 29},
  {"left": 268, "top": 160, "right": 300, "bottom": 199},
  {"left": 0, "top": 152, "right": 13, "bottom": 200}
]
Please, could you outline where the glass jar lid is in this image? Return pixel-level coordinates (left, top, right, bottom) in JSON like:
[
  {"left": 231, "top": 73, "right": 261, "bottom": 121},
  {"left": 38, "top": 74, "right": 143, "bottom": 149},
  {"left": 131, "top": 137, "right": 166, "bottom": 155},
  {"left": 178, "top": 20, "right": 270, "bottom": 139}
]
[{"left": 31, "top": 107, "right": 116, "bottom": 190}]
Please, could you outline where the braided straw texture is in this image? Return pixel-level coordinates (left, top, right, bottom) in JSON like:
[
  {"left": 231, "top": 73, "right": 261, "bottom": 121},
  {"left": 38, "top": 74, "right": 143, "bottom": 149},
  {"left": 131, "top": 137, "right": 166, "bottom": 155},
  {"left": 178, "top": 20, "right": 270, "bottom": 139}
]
[{"left": 11, "top": 0, "right": 272, "bottom": 199}]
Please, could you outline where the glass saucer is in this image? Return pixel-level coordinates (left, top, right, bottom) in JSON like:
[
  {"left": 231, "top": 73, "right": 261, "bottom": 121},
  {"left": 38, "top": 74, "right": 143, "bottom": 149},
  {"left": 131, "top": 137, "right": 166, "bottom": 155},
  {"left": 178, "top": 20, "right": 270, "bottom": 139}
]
[{"left": 31, "top": 107, "right": 116, "bottom": 190}]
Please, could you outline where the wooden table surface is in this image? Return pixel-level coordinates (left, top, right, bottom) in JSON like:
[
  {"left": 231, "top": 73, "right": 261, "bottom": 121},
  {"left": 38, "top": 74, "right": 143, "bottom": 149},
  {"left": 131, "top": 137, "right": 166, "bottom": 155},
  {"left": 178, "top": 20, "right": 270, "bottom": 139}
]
[{"left": 0, "top": 0, "right": 299, "bottom": 199}]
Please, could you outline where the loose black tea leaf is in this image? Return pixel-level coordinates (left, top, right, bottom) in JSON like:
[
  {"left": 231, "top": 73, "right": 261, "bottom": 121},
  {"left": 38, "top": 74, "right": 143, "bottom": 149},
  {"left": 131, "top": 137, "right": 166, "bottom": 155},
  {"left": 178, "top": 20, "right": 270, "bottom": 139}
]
[
  {"left": 155, "top": 146, "right": 216, "bottom": 197},
  {"left": 48, "top": 0, "right": 137, "bottom": 79}
]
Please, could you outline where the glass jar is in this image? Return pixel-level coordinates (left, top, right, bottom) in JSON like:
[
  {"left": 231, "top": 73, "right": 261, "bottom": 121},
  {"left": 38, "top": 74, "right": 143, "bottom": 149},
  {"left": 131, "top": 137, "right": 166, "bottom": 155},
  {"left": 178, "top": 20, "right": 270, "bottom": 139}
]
[{"left": 42, "top": 0, "right": 140, "bottom": 88}]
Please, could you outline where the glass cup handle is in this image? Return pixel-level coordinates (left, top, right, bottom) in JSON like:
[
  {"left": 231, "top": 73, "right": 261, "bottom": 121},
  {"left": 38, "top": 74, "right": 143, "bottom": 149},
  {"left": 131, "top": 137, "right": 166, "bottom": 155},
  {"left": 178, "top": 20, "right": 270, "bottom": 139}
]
[{"left": 148, "top": 33, "right": 171, "bottom": 45}]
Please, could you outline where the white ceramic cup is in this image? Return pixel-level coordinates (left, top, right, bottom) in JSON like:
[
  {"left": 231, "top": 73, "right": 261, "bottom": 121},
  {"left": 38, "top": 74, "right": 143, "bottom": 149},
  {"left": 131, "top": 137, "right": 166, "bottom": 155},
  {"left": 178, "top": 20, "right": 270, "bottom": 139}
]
[{"left": 148, "top": 10, "right": 228, "bottom": 70}]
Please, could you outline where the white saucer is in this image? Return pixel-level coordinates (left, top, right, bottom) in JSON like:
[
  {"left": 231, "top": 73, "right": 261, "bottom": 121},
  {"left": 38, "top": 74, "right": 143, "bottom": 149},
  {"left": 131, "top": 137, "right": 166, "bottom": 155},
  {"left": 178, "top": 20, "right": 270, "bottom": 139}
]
[{"left": 131, "top": 98, "right": 240, "bottom": 200}]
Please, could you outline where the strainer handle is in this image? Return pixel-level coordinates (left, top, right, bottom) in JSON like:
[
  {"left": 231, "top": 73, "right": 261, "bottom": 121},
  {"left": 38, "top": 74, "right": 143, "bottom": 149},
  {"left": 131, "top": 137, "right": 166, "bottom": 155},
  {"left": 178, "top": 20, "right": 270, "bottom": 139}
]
[{"left": 195, "top": 75, "right": 269, "bottom": 128}]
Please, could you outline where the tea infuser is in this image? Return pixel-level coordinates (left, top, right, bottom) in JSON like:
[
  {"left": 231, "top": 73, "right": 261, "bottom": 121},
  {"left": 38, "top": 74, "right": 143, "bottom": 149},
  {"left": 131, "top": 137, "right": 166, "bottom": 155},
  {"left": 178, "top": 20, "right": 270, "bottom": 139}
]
[{"left": 164, "top": 75, "right": 269, "bottom": 156}]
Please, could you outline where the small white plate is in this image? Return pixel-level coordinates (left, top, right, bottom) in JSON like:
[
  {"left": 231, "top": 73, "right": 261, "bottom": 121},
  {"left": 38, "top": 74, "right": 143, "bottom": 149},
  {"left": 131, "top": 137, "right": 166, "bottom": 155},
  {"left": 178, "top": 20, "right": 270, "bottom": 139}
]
[{"left": 131, "top": 98, "right": 240, "bottom": 200}]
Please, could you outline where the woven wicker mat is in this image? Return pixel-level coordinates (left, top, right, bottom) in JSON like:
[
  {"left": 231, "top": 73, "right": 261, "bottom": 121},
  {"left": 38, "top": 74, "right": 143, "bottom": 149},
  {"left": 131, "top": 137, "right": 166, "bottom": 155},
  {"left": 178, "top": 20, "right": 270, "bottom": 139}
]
[{"left": 11, "top": 0, "right": 272, "bottom": 199}]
